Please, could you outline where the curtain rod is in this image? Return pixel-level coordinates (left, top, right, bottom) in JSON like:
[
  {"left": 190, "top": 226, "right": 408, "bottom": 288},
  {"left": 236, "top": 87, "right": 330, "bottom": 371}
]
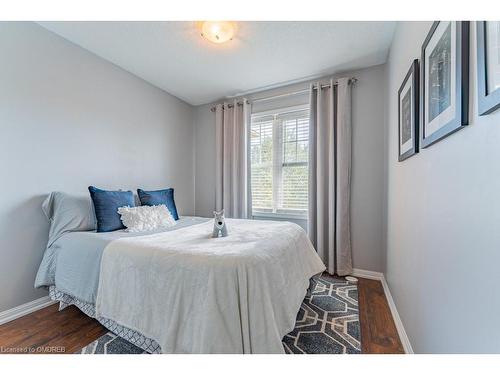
[{"left": 210, "top": 77, "right": 357, "bottom": 112}]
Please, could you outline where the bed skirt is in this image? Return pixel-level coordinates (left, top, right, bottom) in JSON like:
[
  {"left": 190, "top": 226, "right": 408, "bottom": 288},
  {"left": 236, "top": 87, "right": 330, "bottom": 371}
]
[{"left": 48, "top": 286, "right": 161, "bottom": 353}]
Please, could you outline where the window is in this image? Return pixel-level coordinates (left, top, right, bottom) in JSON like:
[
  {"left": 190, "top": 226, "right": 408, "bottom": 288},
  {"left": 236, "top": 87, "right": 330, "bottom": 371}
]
[{"left": 250, "top": 106, "right": 309, "bottom": 218}]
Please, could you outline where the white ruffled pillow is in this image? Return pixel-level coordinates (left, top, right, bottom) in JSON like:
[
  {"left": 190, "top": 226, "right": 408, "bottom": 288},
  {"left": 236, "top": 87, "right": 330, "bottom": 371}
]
[{"left": 117, "top": 204, "right": 176, "bottom": 232}]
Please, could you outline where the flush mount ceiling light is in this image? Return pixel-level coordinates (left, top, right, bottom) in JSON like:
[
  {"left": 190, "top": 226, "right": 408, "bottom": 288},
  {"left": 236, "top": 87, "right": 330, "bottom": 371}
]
[{"left": 200, "top": 21, "right": 235, "bottom": 44}]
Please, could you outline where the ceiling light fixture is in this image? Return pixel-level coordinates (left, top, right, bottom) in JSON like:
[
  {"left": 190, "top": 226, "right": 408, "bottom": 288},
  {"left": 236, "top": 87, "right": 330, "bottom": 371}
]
[{"left": 200, "top": 21, "right": 235, "bottom": 44}]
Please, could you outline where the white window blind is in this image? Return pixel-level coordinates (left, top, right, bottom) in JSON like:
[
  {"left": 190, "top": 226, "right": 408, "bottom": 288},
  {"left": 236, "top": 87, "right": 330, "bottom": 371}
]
[
  {"left": 250, "top": 107, "right": 309, "bottom": 218},
  {"left": 250, "top": 115, "right": 274, "bottom": 211}
]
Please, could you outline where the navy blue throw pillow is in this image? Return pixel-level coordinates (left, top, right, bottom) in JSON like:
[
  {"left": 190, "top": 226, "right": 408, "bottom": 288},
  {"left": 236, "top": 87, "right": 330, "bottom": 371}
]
[
  {"left": 88, "top": 186, "right": 135, "bottom": 232},
  {"left": 137, "top": 188, "right": 179, "bottom": 220}
]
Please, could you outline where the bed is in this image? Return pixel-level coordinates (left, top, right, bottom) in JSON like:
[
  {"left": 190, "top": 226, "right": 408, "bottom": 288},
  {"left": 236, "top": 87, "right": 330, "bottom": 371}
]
[{"left": 35, "top": 194, "right": 325, "bottom": 354}]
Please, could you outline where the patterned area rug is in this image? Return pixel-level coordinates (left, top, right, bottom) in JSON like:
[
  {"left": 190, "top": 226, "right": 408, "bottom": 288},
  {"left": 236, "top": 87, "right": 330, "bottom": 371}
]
[{"left": 78, "top": 273, "right": 360, "bottom": 354}]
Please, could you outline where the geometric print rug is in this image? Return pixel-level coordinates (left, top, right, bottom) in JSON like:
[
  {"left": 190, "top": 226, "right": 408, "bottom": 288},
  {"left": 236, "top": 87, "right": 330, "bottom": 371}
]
[
  {"left": 78, "top": 273, "right": 361, "bottom": 354},
  {"left": 282, "top": 273, "right": 361, "bottom": 354}
]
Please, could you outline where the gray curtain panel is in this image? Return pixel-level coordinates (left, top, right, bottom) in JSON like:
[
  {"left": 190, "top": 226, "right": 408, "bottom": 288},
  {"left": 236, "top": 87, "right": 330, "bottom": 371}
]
[
  {"left": 215, "top": 99, "right": 250, "bottom": 218},
  {"left": 308, "top": 78, "right": 352, "bottom": 276}
]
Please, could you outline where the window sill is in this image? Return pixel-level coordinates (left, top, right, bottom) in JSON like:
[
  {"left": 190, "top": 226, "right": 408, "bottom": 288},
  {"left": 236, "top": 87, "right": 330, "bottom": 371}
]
[{"left": 252, "top": 212, "right": 308, "bottom": 221}]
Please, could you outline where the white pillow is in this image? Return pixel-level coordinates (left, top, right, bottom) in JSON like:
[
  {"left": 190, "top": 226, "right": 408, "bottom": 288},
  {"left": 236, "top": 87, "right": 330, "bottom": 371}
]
[{"left": 117, "top": 204, "right": 176, "bottom": 232}]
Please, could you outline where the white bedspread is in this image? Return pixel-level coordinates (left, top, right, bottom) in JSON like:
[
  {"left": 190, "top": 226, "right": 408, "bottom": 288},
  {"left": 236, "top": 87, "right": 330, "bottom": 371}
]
[{"left": 95, "top": 219, "right": 325, "bottom": 353}]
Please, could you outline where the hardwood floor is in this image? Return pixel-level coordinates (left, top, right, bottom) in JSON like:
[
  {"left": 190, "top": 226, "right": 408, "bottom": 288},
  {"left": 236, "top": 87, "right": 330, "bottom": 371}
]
[
  {"left": 0, "top": 304, "right": 106, "bottom": 354},
  {"left": 358, "top": 278, "right": 405, "bottom": 353},
  {"left": 0, "top": 277, "right": 404, "bottom": 354}
]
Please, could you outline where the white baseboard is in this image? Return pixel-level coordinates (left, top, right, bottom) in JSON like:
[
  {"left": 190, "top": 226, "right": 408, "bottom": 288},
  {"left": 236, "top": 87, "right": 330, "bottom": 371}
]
[
  {"left": 379, "top": 275, "right": 414, "bottom": 354},
  {"left": 0, "top": 295, "right": 56, "bottom": 326},
  {"left": 352, "top": 268, "right": 384, "bottom": 280},
  {"left": 351, "top": 268, "right": 414, "bottom": 354}
]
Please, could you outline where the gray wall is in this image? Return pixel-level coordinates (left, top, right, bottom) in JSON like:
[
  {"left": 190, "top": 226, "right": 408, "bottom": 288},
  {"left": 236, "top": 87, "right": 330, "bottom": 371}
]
[
  {"left": 194, "top": 64, "right": 387, "bottom": 272},
  {"left": 0, "top": 22, "right": 195, "bottom": 312},
  {"left": 385, "top": 22, "right": 500, "bottom": 353}
]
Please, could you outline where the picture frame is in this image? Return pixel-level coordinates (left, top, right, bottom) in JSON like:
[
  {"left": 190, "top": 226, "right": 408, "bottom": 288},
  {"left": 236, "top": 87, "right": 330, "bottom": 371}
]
[
  {"left": 420, "top": 21, "right": 469, "bottom": 148},
  {"left": 398, "top": 59, "right": 419, "bottom": 161},
  {"left": 477, "top": 21, "right": 500, "bottom": 115}
]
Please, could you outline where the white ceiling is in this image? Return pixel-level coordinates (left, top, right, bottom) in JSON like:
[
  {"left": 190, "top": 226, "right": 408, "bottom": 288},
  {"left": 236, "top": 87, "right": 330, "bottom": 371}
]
[{"left": 38, "top": 21, "right": 396, "bottom": 106}]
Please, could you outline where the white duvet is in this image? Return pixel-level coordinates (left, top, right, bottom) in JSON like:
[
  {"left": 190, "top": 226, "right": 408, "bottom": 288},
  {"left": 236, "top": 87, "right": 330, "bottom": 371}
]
[{"left": 95, "top": 218, "right": 325, "bottom": 353}]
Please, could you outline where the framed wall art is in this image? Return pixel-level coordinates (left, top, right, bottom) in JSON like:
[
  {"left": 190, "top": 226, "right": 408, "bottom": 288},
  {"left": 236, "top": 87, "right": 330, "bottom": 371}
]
[
  {"left": 420, "top": 21, "right": 469, "bottom": 148},
  {"left": 477, "top": 21, "right": 500, "bottom": 115},
  {"left": 398, "top": 59, "right": 419, "bottom": 161}
]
